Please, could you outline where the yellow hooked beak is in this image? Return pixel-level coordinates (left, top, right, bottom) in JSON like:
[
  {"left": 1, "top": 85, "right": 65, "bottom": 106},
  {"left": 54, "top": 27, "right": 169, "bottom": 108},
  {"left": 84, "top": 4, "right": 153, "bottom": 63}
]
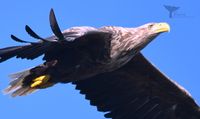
[{"left": 154, "top": 22, "right": 170, "bottom": 33}]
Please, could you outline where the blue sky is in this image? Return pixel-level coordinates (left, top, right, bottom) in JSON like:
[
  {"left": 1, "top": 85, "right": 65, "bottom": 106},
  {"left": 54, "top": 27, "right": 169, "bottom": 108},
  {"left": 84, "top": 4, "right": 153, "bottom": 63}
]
[{"left": 0, "top": 0, "right": 199, "bottom": 119}]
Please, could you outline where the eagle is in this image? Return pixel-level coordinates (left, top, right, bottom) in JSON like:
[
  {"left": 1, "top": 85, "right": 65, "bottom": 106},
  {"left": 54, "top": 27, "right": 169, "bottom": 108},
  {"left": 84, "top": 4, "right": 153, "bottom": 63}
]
[{"left": 0, "top": 9, "right": 199, "bottom": 119}]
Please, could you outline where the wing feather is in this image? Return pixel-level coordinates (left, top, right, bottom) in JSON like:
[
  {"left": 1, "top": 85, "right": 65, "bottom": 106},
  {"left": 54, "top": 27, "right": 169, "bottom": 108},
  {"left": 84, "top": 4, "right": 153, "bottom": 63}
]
[
  {"left": 0, "top": 9, "right": 112, "bottom": 63},
  {"left": 73, "top": 53, "right": 200, "bottom": 119}
]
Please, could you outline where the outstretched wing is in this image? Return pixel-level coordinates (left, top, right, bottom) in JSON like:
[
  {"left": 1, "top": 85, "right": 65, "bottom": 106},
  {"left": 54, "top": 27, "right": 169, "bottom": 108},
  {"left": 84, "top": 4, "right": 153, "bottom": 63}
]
[
  {"left": 73, "top": 53, "right": 200, "bottom": 119},
  {"left": 0, "top": 9, "right": 112, "bottom": 63}
]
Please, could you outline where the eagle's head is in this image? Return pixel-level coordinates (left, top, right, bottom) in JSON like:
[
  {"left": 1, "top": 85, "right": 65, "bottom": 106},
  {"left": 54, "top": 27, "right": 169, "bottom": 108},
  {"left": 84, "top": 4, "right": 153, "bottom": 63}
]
[
  {"left": 138, "top": 22, "right": 170, "bottom": 37},
  {"left": 125, "top": 22, "right": 170, "bottom": 54},
  {"left": 110, "top": 22, "right": 170, "bottom": 70}
]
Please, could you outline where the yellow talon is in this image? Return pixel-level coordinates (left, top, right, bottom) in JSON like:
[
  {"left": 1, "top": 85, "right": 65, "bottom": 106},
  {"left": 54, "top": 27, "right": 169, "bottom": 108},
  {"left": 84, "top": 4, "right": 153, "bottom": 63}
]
[
  {"left": 31, "top": 81, "right": 42, "bottom": 88},
  {"left": 30, "top": 75, "right": 50, "bottom": 88}
]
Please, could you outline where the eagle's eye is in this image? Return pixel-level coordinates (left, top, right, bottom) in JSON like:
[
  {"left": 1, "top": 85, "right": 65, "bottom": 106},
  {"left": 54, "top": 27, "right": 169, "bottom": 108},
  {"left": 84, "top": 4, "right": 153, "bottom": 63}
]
[{"left": 148, "top": 24, "right": 154, "bottom": 30}]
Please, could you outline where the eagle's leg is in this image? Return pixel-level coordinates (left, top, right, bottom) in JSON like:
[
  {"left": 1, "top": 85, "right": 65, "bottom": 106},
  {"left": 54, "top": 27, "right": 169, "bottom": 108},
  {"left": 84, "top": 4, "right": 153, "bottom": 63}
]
[{"left": 4, "top": 65, "right": 57, "bottom": 97}]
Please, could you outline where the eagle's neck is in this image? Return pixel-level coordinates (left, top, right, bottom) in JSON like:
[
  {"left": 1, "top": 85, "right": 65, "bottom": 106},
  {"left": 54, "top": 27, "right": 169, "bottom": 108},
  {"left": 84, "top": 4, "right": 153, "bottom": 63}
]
[
  {"left": 109, "top": 27, "right": 140, "bottom": 59},
  {"left": 97, "top": 27, "right": 138, "bottom": 71}
]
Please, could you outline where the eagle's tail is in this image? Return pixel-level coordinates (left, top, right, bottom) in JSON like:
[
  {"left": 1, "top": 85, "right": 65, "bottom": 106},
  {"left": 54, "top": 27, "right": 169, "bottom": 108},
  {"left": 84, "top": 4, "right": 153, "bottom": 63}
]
[{"left": 4, "top": 64, "right": 56, "bottom": 97}]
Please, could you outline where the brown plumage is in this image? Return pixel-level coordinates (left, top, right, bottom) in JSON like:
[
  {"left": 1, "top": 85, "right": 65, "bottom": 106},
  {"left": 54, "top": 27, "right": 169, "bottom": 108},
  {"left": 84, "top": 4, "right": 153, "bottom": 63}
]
[
  {"left": 0, "top": 9, "right": 199, "bottom": 119},
  {"left": 73, "top": 53, "right": 200, "bottom": 119}
]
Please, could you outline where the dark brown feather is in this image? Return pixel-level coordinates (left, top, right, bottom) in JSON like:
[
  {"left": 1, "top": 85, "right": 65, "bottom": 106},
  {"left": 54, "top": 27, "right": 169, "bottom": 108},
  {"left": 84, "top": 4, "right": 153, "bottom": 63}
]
[
  {"left": 73, "top": 53, "right": 200, "bottom": 119},
  {"left": 49, "top": 9, "right": 65, "bottom": 40}
]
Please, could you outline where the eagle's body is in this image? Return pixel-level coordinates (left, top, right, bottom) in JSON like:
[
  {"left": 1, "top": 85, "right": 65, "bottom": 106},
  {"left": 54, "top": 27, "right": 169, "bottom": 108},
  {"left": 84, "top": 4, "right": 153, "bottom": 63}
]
[
  {"left": 1, "top": 9, "right": 199, "bottom": 119},
  {"left": 32, "top": 26, "right": 135, "bottom": 83},
  {"left": 5, "top": 25, "right": 158, "bottom": 86},
  {"left": 59, "top": 26, "right": 159, "bottom": 74}
]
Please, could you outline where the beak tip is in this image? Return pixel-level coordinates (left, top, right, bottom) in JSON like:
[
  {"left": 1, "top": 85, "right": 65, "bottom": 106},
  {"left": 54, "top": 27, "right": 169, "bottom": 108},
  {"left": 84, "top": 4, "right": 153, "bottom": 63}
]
[{"left": 156, "top": 22, "right": 171, "bottom": 33}]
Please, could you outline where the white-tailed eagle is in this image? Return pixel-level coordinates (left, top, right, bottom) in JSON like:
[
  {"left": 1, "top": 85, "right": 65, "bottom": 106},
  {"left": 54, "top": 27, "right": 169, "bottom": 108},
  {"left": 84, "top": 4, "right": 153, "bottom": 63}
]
[{"left": 0, "top": 9, "right": 199, "bottom": 119}]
